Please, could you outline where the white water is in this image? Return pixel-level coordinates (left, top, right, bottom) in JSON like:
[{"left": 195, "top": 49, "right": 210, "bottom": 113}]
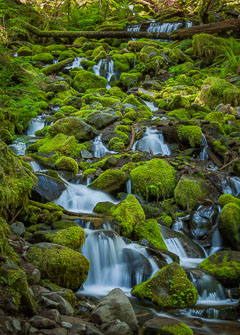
[
  {"left": 9, "top": 139, "right": 28, "bottom": 156},
  {"left": 126, "top": 24, "right": 141, "bottom": 32},
  {"left": 64, "top": 57, "right": 87, "bottom": 69},
  {"left": 199, "top": 134, "right": 208, "bottom": 160},
  {"left": 92, "top": 134, "right": 115, "bottom": 158},
  {"left": 133, "top": 127, "right": 171, "bottom": 155},
  {"left": 147, "top": 22, "right": 183, "bottom": 33},
  {"left": 126, "top": 179, "right": 132, "bottom": 194},
  {"left": 143, "top": 100, "right": 158, "bottom": 112},
  {"left": 54, "top": 178, "right": 119, "bottom": 213},
  {"left": 222, "top": 176, "right": 240, "bottom": 196},
  {"left": 26, "top": 114, "right": 46, "bottom": 137},
  {"left": 93, "top": 59, "right": 116, "bottom": 88},
  {"left": 29, "top": 161, "right": 42, "bottom": 172},
  {"left": 81, "top": 228, "right": 159, "bottom": 296}
]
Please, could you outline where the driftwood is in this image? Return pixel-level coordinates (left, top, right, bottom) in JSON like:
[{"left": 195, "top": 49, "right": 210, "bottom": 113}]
[
  {"left": 219, "top": 156, "right": 238, "bottom": 171},
  {"left": 22, "top": 19, "right": 240, "bottom": 41},
  {"left": 126, "top": 127, "right": 136, "bottom": 151}
]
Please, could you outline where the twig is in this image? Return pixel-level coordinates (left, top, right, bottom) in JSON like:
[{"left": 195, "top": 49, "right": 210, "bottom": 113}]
[{"left": 219, "top": 156, "right": 238, "bottom": 171}]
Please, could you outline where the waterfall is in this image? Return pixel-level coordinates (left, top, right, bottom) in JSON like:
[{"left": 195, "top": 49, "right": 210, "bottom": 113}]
[
  {"left": 126, "top": 179, "right": 132, "bottom": 194},
  {"left": 9, "top": 140, "right": 27, "bottom": 156},
  {"left": 80, "top": 228, "right": 159, "bottom": 296},
  {"left": 26, "top": 114, "right": 47, "bottom": 137},
  {"left": 92, "top": 134, "right": 115, "bottom": 158},
  {"left": 194, "top": 273, "right": 226, "bottom": 303},
  {"left": 29, "top": 161, "right": 42, "bottom": 172},
  {"left": 222, "top": 176, "right": 240, "bottom": 196},
  {"left": 133, "top": 127, "right": 171, "bottom": 155},
  {"left": 93, "top": 58, "right": 116, "bottom": 88},
  {"left": 126, "top": 24, "right": 141, "bottom": 32},
  {"left": 64, "top": 57, "right": 87, "bottom": 70},
  {"left": 143, "top": 100, "right": 158, "bottom": 112},
  {"left": 199, "top": 134, "right": 208, "bottom": 160},
  {"left": 54, "top": 178, "right": 119, "bottom": 213},
  {"left": 147, "top": 22, "right": 183, "bottom": 33}
]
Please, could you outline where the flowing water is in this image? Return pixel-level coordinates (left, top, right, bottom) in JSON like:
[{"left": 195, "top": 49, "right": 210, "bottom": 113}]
[
  {"left": 93, "top": 58, "right": 116, "bottom": 88},
  {"left": 133, "top": 127, "right": 171, "bottom": 155},
  {"left": 26, "top": 114, "right": 46, "bottom": 137},
  {"left": 64, "top": 57, "right": 87, "bottom": 69},
  {"left": 199, "top": 134, "right": 209, "bottom": 160},
  {"left": 222, "top": 176, "right": 240, "bottom": 196},
  {"left": 92, "top": 134, "right": 115, "bottom": 158}
]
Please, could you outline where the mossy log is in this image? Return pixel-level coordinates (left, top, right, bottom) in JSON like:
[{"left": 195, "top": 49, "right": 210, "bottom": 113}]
[
  {"left": 42, "top": 58, "right": 74, "bottom": 75},
  {"left": 22, "top": 19, "right": 240, "bottom": 41}
]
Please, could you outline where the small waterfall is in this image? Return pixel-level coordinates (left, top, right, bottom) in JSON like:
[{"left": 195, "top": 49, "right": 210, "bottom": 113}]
[
  {"left": 199, "top": 134, "right": 208, "bottom": 160},
  {"left": 9, "top": 139, "right": 27, "bottom": 156},
  {"left": 210, "top": 228, "right": 223, "bottom": 255},
  {"left": 92, "top": 134, "right": 115, "bottom": 158},
  {"left": 222, "top": 176, "right": 240, "bottom": 196},
  {"left": 143, "top": 100, "right": 158, "bottom": 112},
  {"left": 133, "top": 127, "right": 171, "bottom": 155},
  {"left": 93, "top": 59, "right": 116, "bottom": 87},
  {"left": 26, "top": 114, "right": 46, "bottom": 137},
  {"left": 126, "top": 24, "right": 141, "bottom": 32},
  {"left": 64, "top": 57, "right": 87, "bottom": 70},
  {"left": 185, "top": 21, "right": 193, "bottom": 28},
  {"left": 81, "top": 228, "right": 158, "bottom": 296},
  {"left": 126, "top": 179, "right": 132, "bottom": 194},
  {"left": 147, "top": 22, "right": 183, "bottom": 33},
  {"left": 29, "top": 161, "right": 42, "bottom": 172},
  {"left": 54, "top": 178, "right": 119, "bottom": 213},
  {"left": 193, "top": 273, "right": 227, "bottom": 303},
  {"left": 191, "top": 205, "right": 216, "bottom": 239}
]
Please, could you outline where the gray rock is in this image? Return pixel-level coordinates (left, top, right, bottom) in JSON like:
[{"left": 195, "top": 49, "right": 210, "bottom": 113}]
[
  {"left": 42, "top": 292, "right": 74, "bottom": 316},
  {"left": 10, "top": 221, "right": 25, "bottom": 236},
  {"left": 61, "top": 321, "right": 72, "bottom": 329},
  {"left": 87, "top": 112, "right": 120, "bottom": 129},
  {"left": 39, "top": 328, "right": 68, "bottom": 335},
  {"left": 142, "top": 317, "right": 192, "bottom": 335},
  {"left": 29, "top": 327, "right": 39, "bottom": 334},
  {"left": 47, "top": 309, "right": 62, "bottom": 323},
  {"left": 29, "top": 316, "right": 56, "bottom": 329},
  {"left": 86, "top": 325, "right": 104, "bottom": 335},
  {"left": 91, "top": 288, "right": 138, "bottom": 332},
  {"left": 101, "top": 319, "right": 133, "bottom": 335},
  {"left": 5, "top": 318, "right": 21, "bottom": 334},
  {"left": 80, "top": 149, "right": 93, "bottom": 159},
  {"left": 41, "top": 296, "right": 61, "bottom": 310},
  {"left": 32, "top": 173, "right": 66, "bottom": 202},
  {"left": 29, "top": 268, "right": 41, "bottom": 285}
]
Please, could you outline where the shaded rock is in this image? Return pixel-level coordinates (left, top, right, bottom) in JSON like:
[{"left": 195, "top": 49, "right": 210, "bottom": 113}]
[
  {"left": 32, "top": 173, "right": 66, "bottom": 202},
  {"left": 142, "top": 317, "right": 193, "bottom": 335},
  {"left": 45, "top": 309, "right": 62, "bottom": 323},
  {"left": 29, "top": 316, "right": 56, "bottom": 329},
  {"left": 101, "top": 319, "right": 133, "bottom": 335},
  {"left": 10, "top": 221, "right": 25, "bottom": 236},
  {"left": 42, "top": 292, "right": 74, "bottom": 316},
  {"left": 91, "top": 288, "right": 138, "bottom": 332},
  {"left": 81, "top": 149, "right": 93, "bottom": 159},
  {"left": 87, "top": 112, "right": 120, "bottom": 129}
]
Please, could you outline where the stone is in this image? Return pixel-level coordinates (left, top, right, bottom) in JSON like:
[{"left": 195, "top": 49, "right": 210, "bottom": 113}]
[
  {"left": 101, "top": 319, "right": 133, "bottom": 335},
  {"left": 28, "top": 268, "right": 41, "bottom": 285},
  {"left": 87, "top": 112, "right": 120, "bottom": 129},
  {"left": 41, "top": 296, "right": 61, "bottom": 310},
  {"left": 142, "top": 317, "right": 193, "bottom": 335},
  {"left": 32, "top": 173, "right": 66, "bottom": 202},
  {"left": 46, "top": 309, "right": 62, "bottom": 323},
  {"left": 10, "top": 221, "right": 25, "bottom": 236},
  {"left": 42, "top": 292, "right": 74, "bottom": 316},
  {"left": 61, "top": 321, "right": 72, "bottom": 329},
  {"left": 91, "top": 288, "right": 138, "bottom": 332},
  {"left": 80, "top": 149, "right": 93, "bottom": 159},
  {"left": 29, "top": 316, "right": 56, "bottom": 329}
]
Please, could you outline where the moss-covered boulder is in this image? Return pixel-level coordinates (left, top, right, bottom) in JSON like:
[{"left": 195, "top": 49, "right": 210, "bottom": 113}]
[
  {"left": 89, "top": 169, "right": 128, "bottom": 194},
  {"left": 26, "top": 243, "right": 89, "bottom": 291},
  {"left": 174, "top": 177, "right": 208, "bottom": 210},
  {"left": 111, "top": 194, "right": 145, "bottom": 237},
  {"left": 199, "top": 77, "right": 240, "bottom": 109},
  {"left": 47, "top": 226, "right": 85, "bottom": 250},
  {"left": 0, "top": 128, "right": 13, "bottom": 144},
  {"left": 87, "top": 112, "right": 120, "bottom": 129},
  {"left": 218, "top": 194, "right": 240, "bottom": 208},
  {"left": 17, "top": 46, "right": 32, "bottom": 56},
  {"left": 134, "top": 219, "right": 167, "bottom": 250},
  {"left": 130, "top": 159, "right": 177, "bottom": 201},
  {"left": 199, "top": 251, "right": 240, "bottom": 287},
  {"left": 54, "top": 156, "right": 78, "bottom": 175},
  {"left": 0, "top": 264, "right": 37, "bottom": 315},
  {"left": 168, "top": 95, "right": 190, "bottom": 111},
  {"left": 177, "top": 125, "right": 202, "bottom": 148},
  {"left": 0, "top": 140, "right": 36, "bottom": 218},
  {"left": 219, "top": 203, "right": 240, "bottom": 249},
  {"left": 0, "top": 218, "right": 19, "bottom": 263},
  {"left": 142, "top": 317, "right": 193, "bottom": 335},
  {"left": 73, "top": 69, "right": 107, "bottom": 93},
  {"left": 131, "top": 263, "right": 198, "bottom": 308},
  {"left": 32, "top": 53, "right": 54, "bottom": 64},
  {"left": 48, "top": 116, "right": 93, "bottom": 142},
  {"left": 120, "top": 72, "right": 143, "bottom": 90}
]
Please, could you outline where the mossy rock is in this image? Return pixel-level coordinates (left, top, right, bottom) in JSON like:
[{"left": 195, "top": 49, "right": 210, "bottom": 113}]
[
  {"left": 59, "top": 50, "right": 77, "bottom": 61},
  {"left": 177, "top": 125, "right": 202, "bottom": 148},
  {"left": 54, "top": 156, "right": 78, "bottom": 175},
  {"left": 120, "top": 72, "right": 143, "bottom": 90},
  {"left": 0, "top": 217, "right": 19, "bottom": 263},
  {"left": 199, "top": 77, "right": 240, "bottom": 109},
  {"left": 174, "top": 177, "right": 208, "bottom": 210},
  {"left": 0, "top": 264, "right": 37, "bottom": 315},
  {"left": 73, "top": 69, "right": 107, "bottom": 93},
  {"left": 142, "top": 317, "right": 193, "bottom": 335},
  {"left": 93, "top": 201, "right": 116, "bottom": 215},
  {"left": 32, "top": 53, "right": 54, "bottom": 64},
  {"left": 0, "top": 128, "right": 13, "bottom": 144},
  {"left": 199, "top": 250, "right": 240, "bottom": 287},
  {"left": 47, "top": 226, "right": 85, "bottom": 250},
  {"left": 26, "top": 243, "right": 89, "bottom": 291},
  {"left": 48, "top": 116, "right": 93, "bottom": 142},
  {"left": 219, "top": 203, "right": 240, "bottom": 249},
  {"left": 52, "top": 220, "right": 78, "bottom": 230},
  {"left": 46, "top": 44, "right": 66, "bottom": 52},
  {"left": 130, "top": 159, "right": 177, "bottom": 201},
  {"left": 111, "top": 194, "right": 145, "bottom": 237},
  {"left": 0, "top": 140, "right": 37, "bottom": 218},
  {"left": 218, "top": 194, "right": 240, "bottom": 208},
  {"left": 168, "top": 95, "right": 190, "bottom": 111},
  {"left": 134, "top": 219, "right": 167, "bottom": 250},
  {"left": 112, "top": 52, "right": 135, "bottom": 72},
  {"left": 89, "top": 169, "right": 128, "bottom": 194},
  {"left": 17, "top": 46, "right": 32, "bottom": 56},
  {"left": 131, "top": 263, "right": 198, "bottom": 308}
]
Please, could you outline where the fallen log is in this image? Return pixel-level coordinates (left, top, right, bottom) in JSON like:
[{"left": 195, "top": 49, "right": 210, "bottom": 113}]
[{"left": 42, "top": 57, "right": 74, "bottom": 75}]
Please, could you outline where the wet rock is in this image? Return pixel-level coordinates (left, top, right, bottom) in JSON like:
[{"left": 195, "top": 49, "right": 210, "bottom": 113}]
[
  {"left": 45, "top": 309, "right": 62, "bottom": 323},
  {"left": 40, "top": 328, "right": 68, "bottom": 335},
  {"left": 91, "top": 288, "right": 138, "bottom": 332},
  {"left": 219, "top": 307, "right": 240, "bottom": 321},
  {"left": 42, "top": 292, "right": 74, "bottom": 316},
  {"left": 10, "top": 221, "right": 25, "bottom": 236},
  {"left": 28, "top": 268, "right": 41, "bottom": 285},
  {"left": 142, "top": 316, "right": 193, "bottom": 335},
  {"left": 87, "top": 112, "right": 120, "bottom": 129},
  {"left": 80, "top": 149, "right": 93, "bottom": 159},
  {"left": 101, "top": 319, "right": 133, "bottom": 335},
  {"left": 29, "top": 315, "right": 56, "bottom": 329},
  {"left": 32, "top": 173, "right": 66, "bottom": 202}
]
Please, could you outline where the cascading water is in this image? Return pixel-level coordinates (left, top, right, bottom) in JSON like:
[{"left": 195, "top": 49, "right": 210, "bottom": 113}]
[
  {"left": 93, "top": 58, "right": 116, "bottom": 88},
  {"left": 222, "top": 176, "right": 240, "bottom": 196},
  {"left": 126, "top": 179, "right": 132, "bottom": 194},
  {"left": 26, "top": 114, "right": 47, "bottom": 137},
  {"left": 191, "top": 205, "right": 216, "bottom": 239},
  {"left": 126, "top": 24, "right": 141, "bottom": 32},
  {"left": 92, "top": 134, "right": 115, "bottom": 158},
  {"left": 133, "top": 127, "right": 171, "bottom": 155},
  {"left": 28, "top": 161, "right": 42, "bottom": 172},
  {"left": 143, "top": 100, "right": 159, "bottom": 112},
  {"left": 54, "top": 177, "right": 119, "bottom": 213},
  {"left": 147, "top": 22, "right": 183, "bottom": 33},
  {"left": 64, "top": 57, "right": 87, "bottom": 69},
  {"left": 199, "top": 134, "right": 208, "bottom": 160},
  {"left": 80, "top": 227, "right": 159, "bottom": 296}
]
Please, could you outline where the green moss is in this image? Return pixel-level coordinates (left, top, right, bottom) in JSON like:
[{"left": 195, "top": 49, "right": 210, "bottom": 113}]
[
  {"left": 32, "top": 53, "right": 54, "bottom": 63},
  {"left": 47, "top": 226, "right": 85, "bottom": 250},
  {"left": 93, "top": 201, "right": 116, "bottom": 214},
  {"left": 100, "top": 96, "right": 121, "bottom": 106},
  {"left": 199, "top": 251, "right": 240, "bottom": 287},
  {"left": 0, "top": 128, "right": 13, "bottom": 144},
  {"left": 89, "top": 169, "right": 128, "bottom": 193},
  {"left": 108, "top": 86, "right": 126, "bottom": 99},
  {"left": 174, "top": 177, "right": 207, "bottom": 210},
  {"left": 130, "top": 159, "right": 177, "bottom": 201},
  {"left": 177, "top": 125, "right": 202, "bottom": 148},
  {"left": 54, "top": 156, "right": 78, "bottom": 175},
  {"left": 59, "top": 50, "right": 77, "bottom": 61},
  {"left": 46, "top": 44, "right": 66, "bottom": 52},
  {"left": 205, "top": 111, "right": 224, "bottom": 124},
  {"left": 131, "top": 263, "right": 198, "bottom": 308},
  {"left": 168, "top": 109, "right": 191, "bottom": 120},
  {"left": 111, "top": 194, "right": 145, "bottom": 237},
  {"left": 73, "top": 69, "right": 107, "bottom": 93},
  {"left": 159, "top": 215, "right": 173, "bottom": 227},
  {"left": 0, "top": 218, "right": 19, "bottom": 263},
  {"left": 134, "top": 219, "right": 167, "bottom": 250},
  {"left": 112, "top": 53, "right": 135, "bottom": 72},
  {"left": 168, "top": 95, "right": 190, "bottom": 111},
  {"left": 26, "top": 243, "right": 89, "bottom": 291},
  {"left": 52, "top": 220, "right": 78, "bottom": 230},
  {"left": 143, "top": 319, "right": 193, "bottom": 335},
  {"left": 109, "top": 137, "right": 125, "bottom": 151},
  {"left": 120, "top": 72, "right": 143, "bottom": 90},
  {"left": 17, "top": 46, "right": 32, "bottom": 56},
  {"left": 219, "top": 194, "right": 240, "bottom": 208},
  {"left": 219, "top": 203, "right": 240, "bottom": 248}
]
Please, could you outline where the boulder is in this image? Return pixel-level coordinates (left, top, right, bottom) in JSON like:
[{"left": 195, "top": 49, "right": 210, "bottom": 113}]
[
  {"left": 131, "top": 263, "right": 198, "bottom": 308},
  {"left": 32, "top": 173, "right": 66, "bottom": 202},
  {"left": 101, "top": 319, "right": 133, "bottom": 335},
  {"left": 10, "top": 221, "right": 25, "bottom": 236},
  {"left": 41, "top": 292, "right": 74, "bottom": 316},
  {"left": 91, "top": 288, "right": 138, "bottom": 333},
  {"left": 73, "top": 69, "right": 107, "bottom": 93},
  {"left": 47, "top": 226, "right": 85, "bottom": 250},
  {"left": 219, "top": 202, "right": 240, "bottom": 249},
  {"left": 89, "top": 169, "right": 128, "bottom": 195},
  {"left": 26, "top": 243, "right": 89, "bottom": 291},
  {"left": 142, "top": 317, "right": 193, "bottom": 335},
  {"left": 87, "top": 112, "right": 120, "bottom": 129}
]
